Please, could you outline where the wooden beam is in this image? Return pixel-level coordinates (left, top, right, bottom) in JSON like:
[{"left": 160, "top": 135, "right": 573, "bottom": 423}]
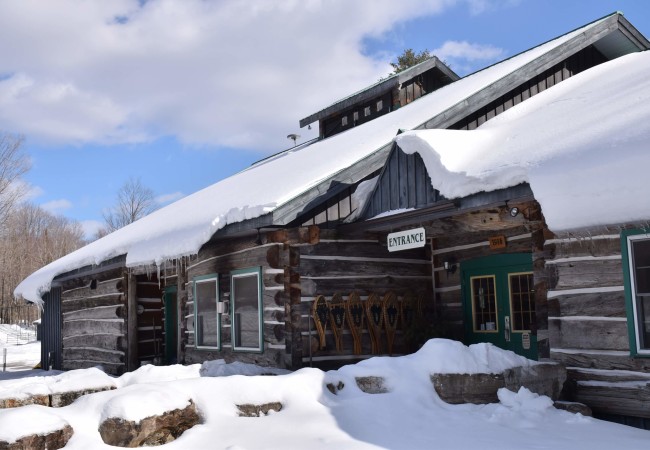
[{"left": 127, "top": 272, "right": 139, "bottom": 372}]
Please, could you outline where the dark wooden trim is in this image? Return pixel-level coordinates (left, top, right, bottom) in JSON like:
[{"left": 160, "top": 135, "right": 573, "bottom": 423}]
[
  {"left": 299, "top": 57, "right": 459, "bottom": 128},
  {"left": 421, "top": 14, "right": 638, "bottom": 132},
  {"left": 272, "top": 143, "right": 393, "bottom": 226}
]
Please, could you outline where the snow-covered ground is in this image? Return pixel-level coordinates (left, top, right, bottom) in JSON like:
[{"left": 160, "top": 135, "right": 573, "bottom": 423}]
[
  {"left": 0, "top": 324, "right": 40, "bottom": 374},
  {"left": 0, "top": 338, "right": 648, "bottom": 449}
]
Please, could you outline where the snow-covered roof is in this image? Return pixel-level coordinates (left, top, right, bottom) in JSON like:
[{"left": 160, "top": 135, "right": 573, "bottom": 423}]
[
  {"left": 395, "top": 51, "right": 650, "bottom": 233},
  {"left": 14, "top": 16, "right": 618, "bottom": 303}
]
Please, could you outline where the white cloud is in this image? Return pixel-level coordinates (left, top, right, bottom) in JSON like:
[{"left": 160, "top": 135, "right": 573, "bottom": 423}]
[
  {"left": 155, "top": 191, "right": 184, "bottom": 205},
  {"left": 80, "top": 219, "right": 104, "bottom": 240},
  {"left": 434, "top": 40, "right": 504, "bottom": 62},
  {"left": 433, "top": 40, "right": 504, "bottom": 74},
  {"left": 0, "top": 0, "right": 468, "bottom": 151},
  {"left": 41, "top": 198, "right": 73, "bottom": 213}
]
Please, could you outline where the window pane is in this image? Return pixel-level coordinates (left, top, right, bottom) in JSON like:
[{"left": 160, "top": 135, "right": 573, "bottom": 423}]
[
  {"left": 471, "top": 276, "right": 497, "bottom": 332},
  {"left": 233, "top": 273, "right": 260, "bottom": 350},
  {"left": 633, "top": 240, "right": 650, "bottom": 294},
  {"left": 632, "top": 238, "right": 650, "bottom": 349},
  {"left": 195, "top": 279, "right": 218, "bottom": 347},
  {"left": 638, "top": 295, "right": 650, "bottom": 349},
  {"left": 509, "top": 273, "right": 535, "bottom": 331}
]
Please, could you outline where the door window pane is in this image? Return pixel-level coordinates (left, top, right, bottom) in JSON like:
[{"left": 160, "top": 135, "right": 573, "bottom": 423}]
[
  {"left": 509, "top": 273, "right": 535, "bottom": 331},
  {"left": 232, "top": 270, "right": 261, "bottom": 351},
  {"left": 471, "top": 276, "right": 498, "bottom": 332},
  {"left": 195, "top": 278, "right": 218, "bottom": 348}
]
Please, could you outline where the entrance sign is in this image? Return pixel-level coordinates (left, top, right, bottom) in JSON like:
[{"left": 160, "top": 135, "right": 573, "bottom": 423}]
[{"left": 387, "top": 227, "right": 426, "bottom": 252}]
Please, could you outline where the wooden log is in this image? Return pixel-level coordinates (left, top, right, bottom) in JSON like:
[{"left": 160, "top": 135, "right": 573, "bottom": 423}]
[
  {"left": 550, "top": 350, "right": 650, "bottom": 372},
  {"left": 548, "top": 318, "right": 629, "bottom": 351},
  {"left": 263, "top": 307, "right": 285, "bottom": 323},
  {"left": 189, "top": 245, "right": 280, "bottom": 278},
  {"left": 299, "top": 241, "right": 427, "bottom": 260},
  {"left": 62, "top": 278, "right": 124, "bottom": 300},
  {"left": 297, "top": 259, "right": 430, "bottom": 278},
  {"left": 300, "top": 276, "right": 431, "bottom": 297},
  {"left": 574, "top": 382, "right": 650, "bottom": 418},
  {"left": 547, "top": 291, "right": 626, "bottom": 318},
  {"left": 62, "top": 347, "right": 125, "bottom": 365},
  {"left": 266, "top": 245, "right": 289, "bottom": 269},
  {"left": 263, "top": 323, "right": 285, "bottom": 346},
  {"left": 567, "top": 368, "right": 650, "bottom": 383},
  {"left": 434, "top": 227, "right": 531, "bottom": 249},
  {"left": 63, "top": 334, "right": 126, "bottom": 352},
  {"left": 197, "top": 235, "right": 261, "bottom": 260},
  {"left": 58, "top": 266, "right": 125, "bottom": 292},
  {"left": 553, "top": 259, "right": 623, "bottom": 290},
  {"left": 63, "top": 319, "right": 125, "bottom": 338},
  {"left": 62, "top": 304, "right": 125, "bottom": 321},
  {"left": 544, "top": 237, "right": 621, "bottom": 259},
  {"left": 61, "top": 293, "right": 124, "bottom": 314},
  {"left": 62, "top": 359, "right": 124, "bottom": 375},
  {"left": 266, "top": 226, "right": 319, "bottom": 245}
]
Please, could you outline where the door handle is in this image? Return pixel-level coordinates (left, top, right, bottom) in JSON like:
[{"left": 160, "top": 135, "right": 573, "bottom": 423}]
[{"left": 504, "top": 316, "right": 511, "bottom": 342}]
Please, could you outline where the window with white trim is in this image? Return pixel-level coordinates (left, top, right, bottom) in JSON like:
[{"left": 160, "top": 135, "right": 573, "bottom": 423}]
[
  {"left": 625, "top": 232, "right": 650, "bottom": 355},
  {"left": 194, "top": 275, "right": 220, "bottom": 349},
  {"left": 231, "top": 267, "right": 263, "bottom": 352}
]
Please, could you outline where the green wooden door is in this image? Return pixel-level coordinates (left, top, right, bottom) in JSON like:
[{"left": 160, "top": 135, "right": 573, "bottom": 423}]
[
  {"left": 163, "top": 286, "right": 178, "bottom": 365},
  {"left": 462, "top": 253, "right": 537, "bottom": 360}
]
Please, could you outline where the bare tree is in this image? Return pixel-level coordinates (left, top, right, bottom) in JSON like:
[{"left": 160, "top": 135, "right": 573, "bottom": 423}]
[
  {"left": 101, "top": 177, "right": 158, "bottom": 234},
  {"left": 1, "top": 203, "right": 85, "bottom": 322},
  {"left": 0, "top": 134, "right": 30, "bottom": 227}
]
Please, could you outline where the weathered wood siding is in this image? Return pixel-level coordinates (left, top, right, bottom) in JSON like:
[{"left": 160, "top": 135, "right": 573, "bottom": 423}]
[
  {"left": 295, "top": 229, "right": 433, "bottom": 368},
  {"left": 543, "top": 227, "right": 650, "bottom": 419},
  {"left": 183, "top": 235, "right": 295, "bottom": 369},
  {"left": 59, "top": 268, "right": 127, "bottom": 375},
  {"left": 364, "top": 148, "right": 438, "bottom": 218}
]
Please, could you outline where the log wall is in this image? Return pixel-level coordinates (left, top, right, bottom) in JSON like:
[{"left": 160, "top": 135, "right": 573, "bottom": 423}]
[
  {"left": 60, "top": 267, "right": 127, "bottom": 375},
  {"left": 543, "top": 228, "right": 650, "bottom": 419},
  {"left": 183, "top": 235, "right": 294, "bottom": 369},
  {"left": 295, "top": 229, "right": 433, "bottom": 368}
]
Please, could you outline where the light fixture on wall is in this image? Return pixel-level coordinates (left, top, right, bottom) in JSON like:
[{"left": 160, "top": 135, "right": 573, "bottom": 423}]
[
  {"left": 505, "top": 200, "right": 519, "bottom": 218},
  {"left": 443, "top": 258, "right": 457, "bottom": 276}
]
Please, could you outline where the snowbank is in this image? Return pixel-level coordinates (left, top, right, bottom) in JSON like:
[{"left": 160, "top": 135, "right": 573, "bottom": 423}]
[{"left": 1, "top": 339, "right": 649, "bottom": 448}]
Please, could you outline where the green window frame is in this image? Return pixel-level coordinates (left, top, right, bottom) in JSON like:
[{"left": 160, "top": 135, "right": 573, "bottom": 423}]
[
  {"left": 193, "top": 274, "right": 221, "bottom": 350},
  {"left": 622, "top": 229, "right": 650, "bottom": 357},
  {"left": 231, "top": 267, "right": 263, "bottom": 353}
]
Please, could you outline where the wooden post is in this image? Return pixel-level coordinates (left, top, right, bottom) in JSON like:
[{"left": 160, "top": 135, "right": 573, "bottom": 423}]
[{"left": 126, "top": 271, "right": 139, "bottom": 371}]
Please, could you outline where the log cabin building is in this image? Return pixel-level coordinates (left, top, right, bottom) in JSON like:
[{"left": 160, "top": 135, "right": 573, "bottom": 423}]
[{"left": 16, "top": 12, "right": 650, "bottom": 428}]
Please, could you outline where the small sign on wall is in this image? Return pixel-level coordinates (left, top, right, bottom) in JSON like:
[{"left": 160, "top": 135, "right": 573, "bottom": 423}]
[
  {"left": 489, "top": 235, "right": 507, "bottom": 250},
  {"left": 522, "top": 332, "right": 531, "bottom": 350},
  {"left": 387, "top": 227, "right": 426, "bottom": 252}
]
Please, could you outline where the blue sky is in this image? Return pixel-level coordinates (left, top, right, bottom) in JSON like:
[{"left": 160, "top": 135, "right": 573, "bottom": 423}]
[{"left": 1, "top": 0, "right": 648, "bottom": 238}]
